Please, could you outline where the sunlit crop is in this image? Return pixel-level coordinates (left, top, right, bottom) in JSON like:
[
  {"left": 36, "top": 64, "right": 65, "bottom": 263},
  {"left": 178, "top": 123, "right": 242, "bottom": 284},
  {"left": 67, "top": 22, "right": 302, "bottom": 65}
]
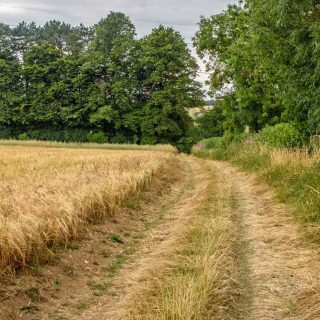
[{"left": 0, "top": 145, "right": 174, "bottom": 273}]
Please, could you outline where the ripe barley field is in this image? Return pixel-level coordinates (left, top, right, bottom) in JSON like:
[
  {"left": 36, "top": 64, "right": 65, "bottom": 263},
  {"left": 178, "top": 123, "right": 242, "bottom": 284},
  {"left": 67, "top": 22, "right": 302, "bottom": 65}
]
[{"left": 0, "top": 144, "right": 175, "bottom": 274}]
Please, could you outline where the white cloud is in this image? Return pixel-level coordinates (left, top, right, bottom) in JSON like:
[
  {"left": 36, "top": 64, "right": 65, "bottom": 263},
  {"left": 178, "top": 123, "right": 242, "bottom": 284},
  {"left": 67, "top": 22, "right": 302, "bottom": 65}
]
[{"left": 0, "top": 3, "right": 27, "bottom": 15}]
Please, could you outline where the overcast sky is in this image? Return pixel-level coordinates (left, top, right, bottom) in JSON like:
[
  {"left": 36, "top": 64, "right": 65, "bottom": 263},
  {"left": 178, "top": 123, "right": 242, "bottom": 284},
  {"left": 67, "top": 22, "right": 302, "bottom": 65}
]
[{"left": 0, "top": 0, "right": 237, "bottom": 89}]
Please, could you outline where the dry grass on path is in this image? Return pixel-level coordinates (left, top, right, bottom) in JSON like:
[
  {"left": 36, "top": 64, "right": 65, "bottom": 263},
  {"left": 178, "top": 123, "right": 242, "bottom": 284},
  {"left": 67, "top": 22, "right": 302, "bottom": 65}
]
[
  {"left": 0, "top": 145, "right": 174, "bottom": 273},
  {"left": 130, "top": 166, "right": 243, "bottom": 320},
  {"left": 213, "top": 161, "right": 320, "bottom": 320},
  {"left": 88, "top": 158, "right": 243, "bottom": 320}
]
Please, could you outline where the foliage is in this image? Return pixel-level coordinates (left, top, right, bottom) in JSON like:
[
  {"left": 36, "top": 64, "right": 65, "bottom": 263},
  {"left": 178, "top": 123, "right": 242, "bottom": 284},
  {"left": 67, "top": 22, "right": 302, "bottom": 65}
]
[
  {"left": 194, "top": 0, "right": 320, "bottom": 139},
  {"left": 195, "top": 104, "right": 225, "bottom": 139},
  {"left": 0, "top": 129, "right": 13, "bottom": 139},
  {"left": 0, "top": 13, "right": 202, "bottom": 149},
  {"left": 110, "top": 133, "right": 130, "bottom": 144},
  {"left": 92, "top": 12, "right": 135, "bottom": 57},
  {"left": 176, "top": 137, "right": 194, "bottom": 154},
  {"left": 140, "top": 26, "right": 203, "bottom": 146},
  {"left": 201, "top": 137, "right": 226, "bottom": 149},
  {"left": 194, "top": 143, "right": 320, "bottom": 242},
  {"left": 22, "top": 129, "right": 89, "bottom": 142},
  {"left": 87, "top": 131, "right": 108, "bottom": 144},
  {"left": 18, "top": 133, "right": 29, "bottom": 141},
  {"left": 257, "top": 123, "right": 302, "bottom": 148}
]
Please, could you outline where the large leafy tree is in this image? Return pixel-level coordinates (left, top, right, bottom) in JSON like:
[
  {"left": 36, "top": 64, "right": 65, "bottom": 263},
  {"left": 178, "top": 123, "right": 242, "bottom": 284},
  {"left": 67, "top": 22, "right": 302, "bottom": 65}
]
[
  {"left": 196, "top": 104, "right": 225, "bottom": 139},
  {"left": 140, "top": 26, "right": 203, "bottom": 144},
  {"left": 92, "top": 12, "right": 136, "bottom": 57},
  {"left": 0, "top": 59, "right": 22, "bottom": 128},
  {"left": 0, "top": 13, "right": 203, "bottom": 146},
  {"left": 103, "top": 37, "right": 143, "bottom": 141},
  {"left": 88, "top": 12, "right": 140, "bottom": 141},
  {"left": 22, "top": 43, "right": 78, "bottom": 128},
  {"left": 194, "top": 4, "right": 276, "bottom": 132},
  {"left": 0, "top": 23, "right": 14, "bottom": 59},
  {"left": 40, "top": 21, "right": 93, "bottom": 55},
  {"left": 0, "top": 23, "right": 22, "bottom": 128},
  {"left": 194, "top": 0, "right": 320, "bottom": 136},
  {"left": 11, "top": 22, "right": 40, "bottom": 56}
]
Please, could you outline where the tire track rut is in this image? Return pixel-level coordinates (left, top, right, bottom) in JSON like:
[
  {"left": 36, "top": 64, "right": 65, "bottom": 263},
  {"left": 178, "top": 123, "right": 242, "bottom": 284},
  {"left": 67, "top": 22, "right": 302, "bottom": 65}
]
[
  {"left": 213, "top": 161, "right": 320, "bottom": 320},
  {"left": 79, "top": 157, "right": 213, "bottom": 320}
]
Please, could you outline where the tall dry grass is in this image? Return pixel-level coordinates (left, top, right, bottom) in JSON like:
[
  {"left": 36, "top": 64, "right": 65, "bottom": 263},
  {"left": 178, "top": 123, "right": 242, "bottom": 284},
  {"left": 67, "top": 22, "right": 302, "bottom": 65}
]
[
  {"left": 269, "top": 147, "right": 320, "bottom": 168},
  {"left": 142, "top": 217, "right": 238, "bottom": 320},
  {"left": 129, "top": 167, "right": 241, "bottom": 320},
  {"left": 0, "top": 146, "right": 174, "bottom": 273},
  {"left": 195, "top": 143, "right": 320, "bottom": 241}
]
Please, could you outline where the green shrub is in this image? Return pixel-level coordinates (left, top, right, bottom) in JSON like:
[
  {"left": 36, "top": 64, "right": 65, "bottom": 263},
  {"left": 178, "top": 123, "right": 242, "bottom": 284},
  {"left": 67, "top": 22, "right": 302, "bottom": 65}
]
[
  {"left": 195, "top": 105, "right": 225, "bottom": 139},
  {"left": 25, "top": 129, "right": 89, "bottom": 142},
  {"left": 87, "top": 131, "right": 108, "bottom": 144},
  {"left": 141, "top": 135, "right": 157, "bottom": 145},
  {"left": 258, "top": 123, "right": 302, "bottom": 148},
  {"left": 229, "top": 131, "right": 249, "bottom": 143},
  {"left": 200, "top": 131, "right": 250, "bottom": 150},
  {"left": 133, "top": 134, "right": 139, "bottom": 144},
  {"left": 18, "top": 133, "right": 29, "bottom": 141},
  {"left": 176, "top": 137, "right": 194, "bottom": 154},
  {"left": 0, "top": 129, "right": 14, "bottom": 139},
  {"left": 110, "top": 133, "right": 129, "bottom": 144},
  {"left": 63, "top": 129, "right": 89, "bottom": 142},
  {"left": 202, "top": 137, "right": 226, "bottom": 149}
]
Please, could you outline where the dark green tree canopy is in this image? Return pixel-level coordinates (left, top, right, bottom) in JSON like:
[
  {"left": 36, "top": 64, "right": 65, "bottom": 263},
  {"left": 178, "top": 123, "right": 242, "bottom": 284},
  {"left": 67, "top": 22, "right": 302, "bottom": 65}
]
[
  {"left": 0, "top": 12, "right": 203, "bottom": 149},
  {"left": 92, "top": 12, "right": 136, "bottom": 57},
  {"left": 194, "top": 0, "right": 320, "bottom": 137},
  {"left": 140, "top": 26, "right": 203, "bottom": 144}
]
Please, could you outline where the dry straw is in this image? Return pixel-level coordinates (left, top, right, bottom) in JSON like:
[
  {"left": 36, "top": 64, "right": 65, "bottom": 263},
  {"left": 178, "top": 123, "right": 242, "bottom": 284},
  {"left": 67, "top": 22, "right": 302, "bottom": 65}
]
[{"left": 0, "top": 145, "right": 174, "bottom": 273}]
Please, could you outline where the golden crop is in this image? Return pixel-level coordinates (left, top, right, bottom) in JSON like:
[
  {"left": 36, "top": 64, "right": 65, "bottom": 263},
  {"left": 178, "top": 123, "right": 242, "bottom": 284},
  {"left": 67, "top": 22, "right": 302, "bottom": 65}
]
[{"left": 0, "top": 145, "right": 174, "bottom": 273}]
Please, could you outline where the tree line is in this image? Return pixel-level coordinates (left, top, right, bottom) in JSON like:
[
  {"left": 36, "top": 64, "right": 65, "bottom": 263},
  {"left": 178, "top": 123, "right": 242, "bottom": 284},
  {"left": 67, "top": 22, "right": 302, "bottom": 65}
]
[
  {"left": 0, "top": 12, "right": 202, "bottom": 148},
  {"left": 194, "top": 0, "right": 320, "bottom": 142}
]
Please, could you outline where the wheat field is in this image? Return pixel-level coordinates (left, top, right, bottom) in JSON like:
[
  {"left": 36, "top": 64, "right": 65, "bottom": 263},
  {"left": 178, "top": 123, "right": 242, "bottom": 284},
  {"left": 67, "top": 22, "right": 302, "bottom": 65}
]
[{"left": 0, "top": 145, "right": 175, "bottom": 274}]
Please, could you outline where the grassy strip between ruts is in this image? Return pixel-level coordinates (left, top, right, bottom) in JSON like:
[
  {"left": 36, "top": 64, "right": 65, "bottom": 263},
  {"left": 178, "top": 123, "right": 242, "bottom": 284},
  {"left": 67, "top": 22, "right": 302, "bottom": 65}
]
[
  {"left": 194, "top": 143, "right": 320, "bottom": 243},
  {"left": 128, "top": 163, "right": 244, "bottom": 320}
]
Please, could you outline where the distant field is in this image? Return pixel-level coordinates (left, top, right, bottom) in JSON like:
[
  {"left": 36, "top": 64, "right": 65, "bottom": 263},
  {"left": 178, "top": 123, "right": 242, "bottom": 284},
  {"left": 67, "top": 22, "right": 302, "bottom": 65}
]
[
  {"left": 0, "top": 144, "right": 175, "bottom": 273},
  {"left": 0, "top": 139, "right": 177, "bottom": 153}
]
